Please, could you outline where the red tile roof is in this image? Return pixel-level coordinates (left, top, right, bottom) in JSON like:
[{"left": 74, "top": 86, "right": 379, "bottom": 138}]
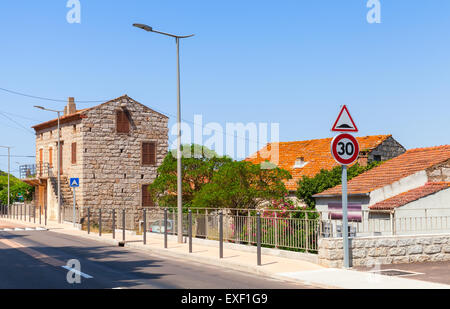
[
  {"left": 369, "top": 182, "right": 450, "bottom": 210},
  {"left": 315, "top": 145, "right": 450, "bottom": 197},
  {"left": 245, "top": 135, "right": 392, "bottom": 191},
  {"left": 32, "top": 95, "right": 168, "bottom": 132}
]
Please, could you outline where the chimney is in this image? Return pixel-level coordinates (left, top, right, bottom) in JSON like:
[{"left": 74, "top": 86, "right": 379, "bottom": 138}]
[
  {"left": 67, "top": 97, "right": 77, "bottom": 115},
  {"left": 358, "top": 151, "right": 369, "bottom": 167}
]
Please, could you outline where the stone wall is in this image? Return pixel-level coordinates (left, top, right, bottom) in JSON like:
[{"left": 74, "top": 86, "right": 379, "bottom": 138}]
[
  {"left": 368, "top": 136, "right": 406, "bottom": 162},
  {"left": 318, "top": 234, "right": 450, "bottom": 268},
  {"left": 426, "top": 159, "right": 450, "bottom": 182},
  {"left": 80, "top": 96, "right": 169, "bottom": 223}
]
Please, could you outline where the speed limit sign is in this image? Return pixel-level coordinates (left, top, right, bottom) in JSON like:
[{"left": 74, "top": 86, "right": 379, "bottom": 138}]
[{"left": 331, "top": 133, "right": 360, "bottom": 165}]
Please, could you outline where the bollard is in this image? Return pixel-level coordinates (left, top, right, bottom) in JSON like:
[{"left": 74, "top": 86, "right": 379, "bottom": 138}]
[
  {"left": 33, "top": 205, "right": 36, "bottom": 223},
  {"left": 257, "top": 212, "right": 261, "bottom": 266},
  {"left": 87, "top": 207, "right": 90, "bottom": 234},
  {"left": 143, "top": 209, "right": 147, "bottom": 245},
  {"left": 99, "top": 209, "right": 102, "bottom": 237},
  {"left": 112, "top": 209, "right": 116, "bottom": 239},
  {"left": 164, "top": 208, "right": 168, "bottom": 249},
  {"left": 39, "top": 206, "right": 41, "bottom": 225},
  {"left": 45, "top": 205, "right": 47, "bottom": 226},
  {"left": 188, "top": 210, "right": 192, "bottom": 253},
  {"left": 122, "top": 209, "right": 126, "bottom": 242},
  {"left": 219, "top": 211, "right": 223, "bottom": 259}
]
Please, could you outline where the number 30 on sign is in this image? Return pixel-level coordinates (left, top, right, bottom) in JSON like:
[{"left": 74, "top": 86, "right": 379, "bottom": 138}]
[{"left": 331, "top": 133, "right": 360, "bottom": 166}]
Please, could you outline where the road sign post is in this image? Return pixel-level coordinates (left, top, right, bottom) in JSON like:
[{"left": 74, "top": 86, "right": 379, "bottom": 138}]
[
  {"left": 70, "top": 178, "right": 80, "bottom": 228},
  {"left": 331, "top": 106, "right": 359, "bottom": 269}
]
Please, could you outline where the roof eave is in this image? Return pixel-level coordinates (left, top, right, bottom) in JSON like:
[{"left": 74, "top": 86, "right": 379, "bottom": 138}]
[{"left": 313, "top": 193, "right": 370, "bottom": 198}]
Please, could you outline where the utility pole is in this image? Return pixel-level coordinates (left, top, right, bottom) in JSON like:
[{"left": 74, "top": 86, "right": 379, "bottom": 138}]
[
  {"left": 133, "top": 23, "right": 194, "bottom": 243},
  {"left": 0, "top": 146, "right": 11, "bottom": 211}
]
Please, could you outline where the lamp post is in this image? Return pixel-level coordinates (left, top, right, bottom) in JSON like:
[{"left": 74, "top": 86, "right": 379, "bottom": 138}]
[
  {"left": 133, "top": 23, "right": 194, "bottom": 243},
  {"left": 34, "top": 106, "right": 63, "bottom": 223},
  {"left": 0, "top": 146, "right": 11, "bottom": 212}
]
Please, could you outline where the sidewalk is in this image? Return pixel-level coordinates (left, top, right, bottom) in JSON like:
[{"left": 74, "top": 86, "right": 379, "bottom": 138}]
[{"left": 1, "top": 217, "right": 449, "bottom": 289}]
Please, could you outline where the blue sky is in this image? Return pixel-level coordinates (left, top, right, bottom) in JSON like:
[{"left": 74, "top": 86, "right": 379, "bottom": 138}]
[{"left": 0, "top": 1, "right": 449, "bottom": 175}]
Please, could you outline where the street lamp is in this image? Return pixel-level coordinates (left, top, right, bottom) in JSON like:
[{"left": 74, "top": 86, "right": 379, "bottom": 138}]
[
  {"left": 133, "top": 23, "right": 194, "bottom": 243},
  {"left": 34, "top": 105, "right": 63, "bottom": 223},
  {"left": 0, "top": 146, "right": 11, "bottom": 213}
]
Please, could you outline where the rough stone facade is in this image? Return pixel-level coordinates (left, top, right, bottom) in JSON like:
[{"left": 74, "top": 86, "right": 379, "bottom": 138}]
[
  {"left": 318, "top": 234, "right": 450, "bottom": 268},
  {"left": 426, "top": 159, "right": 450, "bottom": 182},
  {"left": 32, "top": 95, "right": 168, "bottom": 223},
  {"left": 367, "top": 136, "right": 406, "bottom": 163}
]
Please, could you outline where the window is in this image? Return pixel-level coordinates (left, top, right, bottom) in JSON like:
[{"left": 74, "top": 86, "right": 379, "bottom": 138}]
[
  {"left": 71, "top": 142, "right": 77, "bottom": 164},
  {"left": 373, "top": 155, "right": 382, "bottom": 162},
  {"left": 142, "top": 142, "right": 156, "bottom": 165},
  {"left": 116, "top": 110, "right": 130, "bottom": 133},
  {"left": 142, "top": 184, "right": 154, "bottom": 207},
  {"left": 73, "top": 125, "right": 77, "bottom": 133},
  {"left": 294, "top": 157, "right": 308, "bottom": 168}
]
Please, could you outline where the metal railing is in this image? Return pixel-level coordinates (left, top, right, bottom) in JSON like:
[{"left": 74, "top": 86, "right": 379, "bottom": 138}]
[{"left": 320, "top": 208, "right": 450, "bottom": 238}]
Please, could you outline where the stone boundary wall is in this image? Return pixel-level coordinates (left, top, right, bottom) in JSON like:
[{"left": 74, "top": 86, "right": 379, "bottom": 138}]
[{"left": 319, "top": 234, "right": 450, "bottom": 268}]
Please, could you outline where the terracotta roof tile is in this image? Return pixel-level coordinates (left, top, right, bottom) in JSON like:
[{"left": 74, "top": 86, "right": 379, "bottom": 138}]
[
  {"left": 245, "top": 135, "right": 392, "bottom": 191},
  {"left": 315, "top": 145, "right": 450, "bottom": 197},
  {"left": 369, "top": 182, "right": 450, "bottom": 210}
]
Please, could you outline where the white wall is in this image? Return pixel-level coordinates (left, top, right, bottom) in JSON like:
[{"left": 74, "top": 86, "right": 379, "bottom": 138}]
[{"left": 369, "top": 171, "right": 428, "bottom": 206}]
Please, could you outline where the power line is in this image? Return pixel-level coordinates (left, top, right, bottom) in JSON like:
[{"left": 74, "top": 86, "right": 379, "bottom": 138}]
[
  {"left": 0, "top": 87, "right": 108, "bottom": 103},
  {"left": 0, "top": 112, "right": 35, "bottom": 135},
  {"left": 0, "top": 86, "right": 271, "bottom": 147}
]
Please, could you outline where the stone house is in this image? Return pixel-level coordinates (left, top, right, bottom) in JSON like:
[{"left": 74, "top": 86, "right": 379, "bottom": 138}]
[
  {"left": 313, "top": 145, "right": 450, "bottom": 235},
  {"left": 245, "top": 135, "right": 406, "bottom": 199},
  {"left": 24, "top": 95, "right": 168, "bottom": 222}
]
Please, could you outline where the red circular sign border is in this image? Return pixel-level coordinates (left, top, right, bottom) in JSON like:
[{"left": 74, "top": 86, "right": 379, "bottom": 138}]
[{"left": 331, "top": 133, "right": 360, "bottom": 165}]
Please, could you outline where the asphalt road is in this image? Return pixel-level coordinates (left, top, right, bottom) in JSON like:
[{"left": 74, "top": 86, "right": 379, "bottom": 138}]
[{"left": 0, "top": 230, "right": 315, "bottom": 289}]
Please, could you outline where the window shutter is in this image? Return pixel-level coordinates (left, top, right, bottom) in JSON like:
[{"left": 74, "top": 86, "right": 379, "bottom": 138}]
[
  {"left": 71, "top": 143, "right": 77, "bottom": 164},
  {"left": 142, "top": 184, "right": 154, "bottom": 207},
  {"left": 49, "top": 147, "right": 53, "bottom": 168},
  {"left": 116, "top": 110, "right": 130, "bottom": 133},
  {"left": 142, "top": 142, "right": 156, "bottom": 165}
]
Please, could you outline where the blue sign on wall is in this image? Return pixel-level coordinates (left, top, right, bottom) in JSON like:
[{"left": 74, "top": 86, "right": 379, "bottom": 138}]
[{"left": 70, "top": 178, "right": 80, "bottom": 188}]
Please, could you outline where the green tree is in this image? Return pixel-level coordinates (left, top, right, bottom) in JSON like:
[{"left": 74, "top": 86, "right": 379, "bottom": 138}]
[
  {"left": 0, "top": 172, "right": 34, "bottom": 205},
  {"left": 149, "top": 144, "right": 232, "bottom": 208},
  {"left": 296, "top": 161, "right": 383, "bottom": 209},
  {"left": 192, "top": 161, "right": 292, "bottom": 211}
]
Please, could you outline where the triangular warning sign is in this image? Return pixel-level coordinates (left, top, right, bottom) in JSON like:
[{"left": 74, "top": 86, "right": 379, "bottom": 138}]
[{"left": 331, "top": 105, "right": 358, "bottom": 132}]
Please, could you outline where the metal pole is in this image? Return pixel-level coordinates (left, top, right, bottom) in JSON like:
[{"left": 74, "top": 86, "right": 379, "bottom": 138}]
[
  {"left": 87, "top": 207, "right": 90, "bottom": 234},
  {"left": 122, "top": 209, "right": 126, "bottom": 241},
  {"left": 257, "top": 212, "right": 261, "bottom": 266},
  {"left": 39, "top": 205, "right": 41, "bottom": 224},
  {"left": 73, "top": 187, "right": 76, "bottom": 227},
  {"left": 143, "top": 209, "right": 147, "bottom": 245},
  {"left": 219, "top": 211, "right": 223, "bottom": 259},
  {"left": 45, "top": 204, "right": 47, "bottom": 226},
  {"left": 7, "top": 147, "right": 10, "bottom": 212},
  {"left": 112, "top": 209, "right": 116, "bottom": 239},
  {"left": 342, "top": 165, "right": 350, "bottom": 268},
  {"left": 164, "top": 208, "right": 168, "bottom": 248},
  {"left": 57, "top": 112, "right": 61, "bottom": 224},
  {"left": 176, "top": 37, "right": 183, "bottom": 243},
  {"left": 99, "top": 209, "right": 102, "bottom": 236},
  {"left": 33, "top": 205, "right": 36, "bottom": 223},
  {"left": 188, "top": 210, "right": 192, "bottom": 253}
]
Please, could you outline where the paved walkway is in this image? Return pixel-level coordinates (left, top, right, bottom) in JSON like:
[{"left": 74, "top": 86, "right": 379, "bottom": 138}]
[{"left": 1, "top": 217, "right": 449, "bottom": 289}]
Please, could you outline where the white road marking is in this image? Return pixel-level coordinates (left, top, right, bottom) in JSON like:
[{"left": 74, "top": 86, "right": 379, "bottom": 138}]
[{"left": 61, "top": 266, "right": 94, "bottom": 279}]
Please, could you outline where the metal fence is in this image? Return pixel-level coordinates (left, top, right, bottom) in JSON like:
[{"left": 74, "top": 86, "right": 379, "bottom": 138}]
[
  {"left": 320, "top": 208, "right": 450, "bottom": 238},
  {"left": 5, "top": 203, "right": 449, "bottom": 253}
]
